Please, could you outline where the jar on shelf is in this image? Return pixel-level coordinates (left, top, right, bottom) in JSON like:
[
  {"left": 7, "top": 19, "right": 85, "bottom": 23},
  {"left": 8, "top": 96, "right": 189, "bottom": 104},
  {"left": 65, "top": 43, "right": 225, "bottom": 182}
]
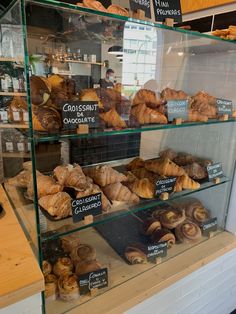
[
  {"left": 16, "top": 135, "right": 26, "bottom": 152},
  {"left": 2, "top": 131, "right": 14, "bottom": 152},
  {"left": 0, "top": 108, "right": 8, "bottom": 123}
]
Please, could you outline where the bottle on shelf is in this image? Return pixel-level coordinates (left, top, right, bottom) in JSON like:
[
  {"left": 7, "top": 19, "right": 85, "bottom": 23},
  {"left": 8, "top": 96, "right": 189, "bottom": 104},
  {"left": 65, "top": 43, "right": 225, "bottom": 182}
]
[
  {"left": 18, "top": 73, "right": 25, "bottom": 92},
  {"left": 76, "top": 49, "right": 82, "bottom": 61}
]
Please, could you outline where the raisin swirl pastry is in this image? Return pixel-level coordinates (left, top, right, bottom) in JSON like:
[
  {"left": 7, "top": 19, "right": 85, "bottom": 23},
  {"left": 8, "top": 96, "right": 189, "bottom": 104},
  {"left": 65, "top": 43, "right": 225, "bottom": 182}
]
[
  {"left": 185, "top": 201, "right": 210, "bottom": 225},
  {"left": 175, "top": 219, "right": 202, "bottom": 243},
  {"left": 53, "top": 257, "right": 73, "bottom": 277},
  {"left": 42, "top": 260, "right": 52, "bottom": 276},
  {"left": 159, "top": 209, "right": 186, "bottom": 229},
  {"left": 70, "top": 244, "right": 96, "bottom": 265},
  {"left": 58, "top": 274, "right": 80, "bottom": 301},
  {"left": 44, "top": 274, "right": 58, "bottom": 301},
  {"left": 151, "top": 229, "right": 176, "bottom": 248},
  {"left": 143, "top": 218, "right": 161, "bottom": 236},
  {"left": 124, "top": 243, "right": 147, "bottom": 264}
]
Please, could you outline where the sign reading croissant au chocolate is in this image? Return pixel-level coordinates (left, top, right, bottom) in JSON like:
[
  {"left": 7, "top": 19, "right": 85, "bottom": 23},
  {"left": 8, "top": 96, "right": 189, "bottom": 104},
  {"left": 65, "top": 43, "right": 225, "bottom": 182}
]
[
  {"left": 78, "top": 268, "right": 108, "bottom": 295},
  {"left": 146, "top": 242, "right": 167, "bottom": 262},
  {"left": 207, "top": 162, "right": 223, "bottom": 181},
  {"left": 155, "top": 177, "right": 177, "bottom": 197},
  {"left": 153, "top": 0, "right": 182, "bottom": 22},
  {"left": 201, "top": 217, "right": 217, "bottom": 236},
  {"left": 129, "top": 0, "right": 151, "bottom": 18},
  {"left": 216, "top": 99, "right": 233, "bottom": 116},
  {"left": 62, "top": 101, "right": 99, "bottom": 130},
  {"left": 167, "top": 99, "right": 188, "bottom": 122},
  {"left": 72, "top": 193, "right": 102, "bottom": 223}
]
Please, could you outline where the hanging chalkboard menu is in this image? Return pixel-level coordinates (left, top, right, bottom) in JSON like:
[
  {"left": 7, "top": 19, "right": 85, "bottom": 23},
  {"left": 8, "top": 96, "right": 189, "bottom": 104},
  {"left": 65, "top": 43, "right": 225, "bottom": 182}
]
[
  {"left": 129, "top": 0, "right": 151, "bottom": 18},
  {"left": 153, "top": 0, "right": 182, "bottom": 22}
]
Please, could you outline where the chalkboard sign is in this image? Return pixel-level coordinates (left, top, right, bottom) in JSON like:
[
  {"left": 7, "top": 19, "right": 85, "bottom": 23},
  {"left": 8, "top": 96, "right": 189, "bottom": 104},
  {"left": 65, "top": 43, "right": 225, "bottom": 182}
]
[
  {"left": 72, "top": 193, "right": 102, "bottom": 223},
  {"left": 153, "top": 0, "right": 182, "bottom": 22},
  {"left": 62, "top": 101, "right": 99, "bottom": 130},
  {"left": 147, "top": 242, "right": 167, "bottom": 262},
  {"left": 201, "top": 217, "right": 217, "bottom": 236},
  {"left": 155, "top": 177, "right": 177, "bottom": 197},
  {"left": 216, "top": 99, "right": 233, "bottom": 115},
  {"left": 207, "top": 163, "right": 223, "bottom": 181},
  {"left": 129, "top": 0, "right": 151, "bottom": 18},
  {"left": 167, "top": 100, "right": 188, "bottom": 122},
  {"left": 78, "top": 268, "right": 108, "bottom": 295}
]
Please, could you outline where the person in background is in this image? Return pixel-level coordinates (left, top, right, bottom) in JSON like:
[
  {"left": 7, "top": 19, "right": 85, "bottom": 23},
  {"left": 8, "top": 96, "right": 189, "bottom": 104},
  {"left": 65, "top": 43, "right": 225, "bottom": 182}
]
[{"left": 99, "top": 69, "right": 115, "bottom": 89}]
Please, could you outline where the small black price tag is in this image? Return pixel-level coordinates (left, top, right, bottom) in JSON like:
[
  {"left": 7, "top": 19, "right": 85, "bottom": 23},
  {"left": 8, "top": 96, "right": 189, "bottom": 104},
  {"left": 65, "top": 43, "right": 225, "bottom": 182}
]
[
  {"left": 72, "top": 193, "right": 102, "bottom": 223},
  {"left": 62, "top": 101, "right": 99, "bottom": 130},
  {"left": 153, "top": 0, "right": 182, "bottom": 22},
  {"left": 155, "top": 177, "right": 177, "bottom": 197},
  {"left": 129, "top": 0, "right": 151, "bottom": 18},
  {"left": 201, "top": 218, "right": 217, "bottom": 236},
  {"left": 207, "top": 163, "right": 223, "bottom": 181},
  {"left": 167, "top": 100, "right": 188, "bottom": 122},
  {"left": 78, "top": 268, "right": 108, "bottom": 295},
  {"left": 147, "top": 242, "right": 167, "bottom": 262},
  {"left": 216, "top": 99, "right": 233, "bottom": 116}
]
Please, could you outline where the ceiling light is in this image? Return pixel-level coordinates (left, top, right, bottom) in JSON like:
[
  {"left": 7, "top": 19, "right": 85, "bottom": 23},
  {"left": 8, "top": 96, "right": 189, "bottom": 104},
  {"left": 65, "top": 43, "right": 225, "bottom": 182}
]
[
  {"left": 108, "top": 46, "right": 123, "bottom": 55},
  {"left": 116, "top": 55, "right": 123, "bottom": 60}
]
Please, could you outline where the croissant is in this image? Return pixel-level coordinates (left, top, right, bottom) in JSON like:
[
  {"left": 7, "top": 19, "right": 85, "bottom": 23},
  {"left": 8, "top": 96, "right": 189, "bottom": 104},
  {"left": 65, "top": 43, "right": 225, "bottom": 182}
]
[
  {"left": 127, "top": 157, "right": 145, "bottom": 171},
  {"left": 131, "top": 167, "right": 160, "bottom": 183},
  {"left": 100, "top": 107, "right": 127, "bottom": 128},
  {"left": 27, "top": 175, "right": 63, "bottom": 199},
  {"left": 175, "top": 219, "right": 202, "bottom": 243},
  {"left": 183, "top": 162, "right": 207, "bottom": 180},
  {"left": 125, "top": 171, "right": 137, "bottom": 183},
  {"left": 145, "top": 158, "right": 185, "bottom": 177},
  {"left": 83, "top": 0, "right": 107, "bottom": 12},
  {"left": 190, "top": 91, "right": 217, "bottom": 119},
  {"left": 107, "top": 4, "right": 129, "bottom": 16},
  {"left": 54, "top": 164, "right": 87, "bottom": 191},
  {"left": 70, "top": 244, "right": 96, "bottom": 265},
  {"left": 131, "top": 104, "right": 168, "bottom": 125},
  {"left": 127, "top": 178, "right": 154, "bottom": 199},
  {"left": 84, "top": 165, "right": 127, "bottom": 187},
  {"left": 174, "top": 175, "right": 200, "bottom": 192},
  {"left": 53, "top": 257, "right": 73, "bottom": 277},
  {"left": 79, "top": 88, "right": 103, "bottom": 109},
  {"left": 7, "top": 170, "right": 32, "bottom": 188},
  {"left": 133, "top": 89, "right": 165, "bottom": 109},
  {"left": 76, "top": 182, "right": 111, "bottom": 212},
  {"left": 103, "top": 182, "right": 139, "bottom": 204},
  {"left": 39, "top": 192, "right": 72, "bottom": 219},
  {"left": 124, "top": 243, "right": 147, "bottom": 264},
  {"left": 58, "top": 274, "right": 79, "bottom": 301},
  {"left": 161, "top": 87, "right": 188, "bottom": 101},
  {"left": 188, "top": 110, "right": 208, "bottom": 122}
]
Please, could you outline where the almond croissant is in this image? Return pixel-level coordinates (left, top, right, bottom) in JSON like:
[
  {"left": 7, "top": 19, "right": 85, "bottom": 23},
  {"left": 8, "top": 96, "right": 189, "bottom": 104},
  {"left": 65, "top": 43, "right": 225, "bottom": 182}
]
[
  {"left": 103, "top": 182, "right": 139, "bottom": 204},
  {"left": 145, "top": 158, "right": 185, "bottom": 177},
  {"left": 54, "top": 164, "right": 87, "bottom": 191},
  {"left": 174, "top": 175, "right": 200, "bottom": 192},
  {"left": 39, "top": 192, "right": 72, "bottom": 219},
  {"left": 27, "top": 175, "right": 63, "bottom": 199},
  {"left": 127, "top": 178, "right": 154, "bottom": 199},
  {"left": 100, "top": 107, "right": 127, "bottom": 128},
  {"left": 131, "top": 104, "right": 167, "bottom": 125},
  {"left": 84, "top": 165, "right": 127, "bottom": 187}
]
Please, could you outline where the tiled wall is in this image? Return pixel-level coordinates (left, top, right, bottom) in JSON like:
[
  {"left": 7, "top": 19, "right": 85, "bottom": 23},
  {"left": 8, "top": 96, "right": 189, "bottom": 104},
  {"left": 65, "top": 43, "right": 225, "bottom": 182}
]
[{"left": 126, "top": 248, "right": 236, "bottom": 314}]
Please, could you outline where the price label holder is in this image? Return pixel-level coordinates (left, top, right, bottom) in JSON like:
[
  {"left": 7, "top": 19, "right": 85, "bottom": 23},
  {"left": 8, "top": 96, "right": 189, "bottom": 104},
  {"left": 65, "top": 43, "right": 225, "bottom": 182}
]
[
  {"left": 153, "top": 0, "right": 182, "bottom": 23},
  {"left": 216, "top": 99, "right": 232, "bottom": 121},
  {"left": 78, "top": 268, "right": 108, "bottom": 296},
  {"left": 155, "top": 177, "right": 177, "bottom": 200},
  {"left": 72, "top": 193, "right": 102, "bottom": 224},
  {"left": 167, "top": 100, "right": 188, "bottom": 125},
  {"left": 147, "top": 242, "right": 167, "bottom": 264},
  {"left": 129, "top": 0, "right": 151, "bottom": 19},
  {"left": 61, "top": 101, "right": 99, "bottom": 134},
  {"left": 201, "top": 217, "right": 217, "bottom": 238},
  {"left": 207, "top": 162, "right": 223, "bottom": 184}
]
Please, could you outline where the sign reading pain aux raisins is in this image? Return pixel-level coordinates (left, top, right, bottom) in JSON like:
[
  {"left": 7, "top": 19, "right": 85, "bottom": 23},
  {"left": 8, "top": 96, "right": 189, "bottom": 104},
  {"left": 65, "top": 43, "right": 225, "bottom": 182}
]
[
  {"left": 61, "top": 101, "right": 99, "bottom": 130},
  {"left": 129, "top": 0, "right": 151, "bottom": 18}
]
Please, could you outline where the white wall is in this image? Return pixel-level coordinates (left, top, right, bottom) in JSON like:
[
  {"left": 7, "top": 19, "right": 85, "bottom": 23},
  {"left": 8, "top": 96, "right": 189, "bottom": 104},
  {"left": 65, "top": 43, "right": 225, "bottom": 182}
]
[{"left": 0, "top": 294, "right": 42, "bottom": 314}]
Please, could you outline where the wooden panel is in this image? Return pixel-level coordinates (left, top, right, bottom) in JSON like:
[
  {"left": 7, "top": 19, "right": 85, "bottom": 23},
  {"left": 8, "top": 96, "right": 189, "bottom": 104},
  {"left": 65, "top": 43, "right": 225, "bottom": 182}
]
[
  {"left": 181, "top": 0, "right": 236, "bottom": 14},
  {"left": 0, "top": 185, "right": 44, "bottom": 309}
]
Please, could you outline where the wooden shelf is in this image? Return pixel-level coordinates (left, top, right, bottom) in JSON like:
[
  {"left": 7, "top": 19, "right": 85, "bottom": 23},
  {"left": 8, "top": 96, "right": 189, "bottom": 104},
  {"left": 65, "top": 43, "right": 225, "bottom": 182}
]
[
  {"left": 0, "top": 57, "right": 24, "bottom": 63},
  {"left": 0, "top": 92, "right": 27, "bottom": 97},
  {"left": 1, "top": 152, "right": 30, "bottom": 158},
  {"left": 0, "top": 123, "right": 28, "bottom": 129},
  {"left": 65, "top": 59, "right": 103, "bottom": 66}
]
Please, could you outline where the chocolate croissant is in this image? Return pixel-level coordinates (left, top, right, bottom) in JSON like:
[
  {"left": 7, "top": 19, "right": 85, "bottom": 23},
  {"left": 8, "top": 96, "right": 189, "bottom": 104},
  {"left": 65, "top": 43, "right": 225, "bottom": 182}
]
[
  {"left": 145, "top": 158, "right": 185, "bottom": 177},
  {"left": 54, "top": 164, "right": 87, "bottom": 191},
  {"left": 70, "top": 244, "right": 96, "bottom": 265},
  {"left": 175, "top": 219, "right": 202, "bottom": 243},
  {"left": 151, "top": 229, "right": 176, "bottom": 248},
  {"left": 53, "top": 257, "right": 73, "bottom": 277},
  {"left": 103, "top": 182, "right": 139, "bottom": 204},
  {"left": 159, "top": 208, "right": 186, "bottom": 229},
  {"left": 32, "top": 105, "right": 61, "bottom": 132},
  {"left": 39, "top": 192, "right": 72, "bottom": 219},
  {"left": 131, "top": 104, "right": 168, "bottom": 125},
  {"left": 58, "top": 274, "right": 79, "bottom": 301},
  {"left": 124, "top": 243, "right": 147, "bottom": 264}
]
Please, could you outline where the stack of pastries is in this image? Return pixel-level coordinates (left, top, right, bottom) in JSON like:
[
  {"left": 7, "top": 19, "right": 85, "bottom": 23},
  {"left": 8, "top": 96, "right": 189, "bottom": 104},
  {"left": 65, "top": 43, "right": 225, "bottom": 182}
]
[
  {"left": 78, "top": 0, "right": 129, "bottom": 17},
  {"left": 43, "top": 235, "right": 103, "bottom": 301},
  {"left": 125, "top": 198, "right": 211, "bottom": 264}
]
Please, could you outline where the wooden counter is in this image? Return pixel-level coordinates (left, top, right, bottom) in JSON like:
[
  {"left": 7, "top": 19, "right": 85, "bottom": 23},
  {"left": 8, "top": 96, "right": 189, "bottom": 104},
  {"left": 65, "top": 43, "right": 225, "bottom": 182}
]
[
  {"left": 181, "top": 0, "right": 236, "bottom": 14},
  {"left": 0, "top": 185, "right": 44, "bottom": 309}
]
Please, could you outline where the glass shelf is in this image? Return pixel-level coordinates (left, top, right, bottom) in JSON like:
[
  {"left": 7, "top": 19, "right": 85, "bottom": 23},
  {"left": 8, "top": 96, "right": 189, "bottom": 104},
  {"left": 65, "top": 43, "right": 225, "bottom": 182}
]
[
  {"left": 4, "top": 177, "right": 227, "bottom": 243},
  {"left": 33, "top": 119, "right": 236, "bottom": 143}
]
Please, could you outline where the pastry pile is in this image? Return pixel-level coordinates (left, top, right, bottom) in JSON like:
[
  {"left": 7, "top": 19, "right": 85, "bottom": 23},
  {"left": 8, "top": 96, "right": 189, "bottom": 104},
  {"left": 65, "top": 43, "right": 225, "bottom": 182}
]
[
  {"left": 212, "top": 25, "right": 236, "bottom": 40},
  {"left": 79, "top": 0, "right": 129, "bottom": 17},
  {"left": 43, "top": 235, "right": 102, "bottom": 301},
  {"left": 125, "top": 198, "right": 211, "bottom": 265}
]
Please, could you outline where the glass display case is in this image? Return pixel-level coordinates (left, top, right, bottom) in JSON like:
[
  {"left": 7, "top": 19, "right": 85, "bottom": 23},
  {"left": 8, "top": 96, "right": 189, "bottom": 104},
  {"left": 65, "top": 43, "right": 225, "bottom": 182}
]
[{"left": 1, "top": 1, "right": 236, "bottom": 313}]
